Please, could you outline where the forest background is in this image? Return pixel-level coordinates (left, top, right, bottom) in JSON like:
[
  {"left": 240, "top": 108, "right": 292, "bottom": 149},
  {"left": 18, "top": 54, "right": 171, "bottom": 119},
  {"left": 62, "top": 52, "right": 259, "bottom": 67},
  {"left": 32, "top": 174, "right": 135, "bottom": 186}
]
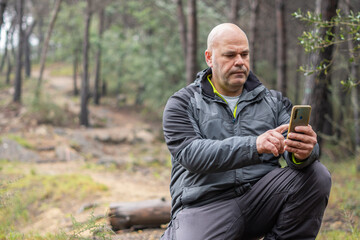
[{"left": 0, "top": 0, "right": 359, "bottom": 239}]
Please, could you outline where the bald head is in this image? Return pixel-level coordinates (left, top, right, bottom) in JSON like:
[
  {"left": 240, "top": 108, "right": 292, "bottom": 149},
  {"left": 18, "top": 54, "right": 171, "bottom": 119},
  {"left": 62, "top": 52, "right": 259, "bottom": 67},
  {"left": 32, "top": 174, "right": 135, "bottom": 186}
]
[
  {"left": 207, "top": 23, "right": 248, "bottom": 51},
  {"left": 204, "top": 23, "right": 251, "bottom": 96}
]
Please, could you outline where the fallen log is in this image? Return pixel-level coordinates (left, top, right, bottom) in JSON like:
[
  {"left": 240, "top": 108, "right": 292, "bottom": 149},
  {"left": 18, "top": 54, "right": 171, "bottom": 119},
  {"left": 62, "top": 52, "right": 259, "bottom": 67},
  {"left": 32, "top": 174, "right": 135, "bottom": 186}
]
[{"left": 108, "top": 198, "right": 171, "bottom": 231}]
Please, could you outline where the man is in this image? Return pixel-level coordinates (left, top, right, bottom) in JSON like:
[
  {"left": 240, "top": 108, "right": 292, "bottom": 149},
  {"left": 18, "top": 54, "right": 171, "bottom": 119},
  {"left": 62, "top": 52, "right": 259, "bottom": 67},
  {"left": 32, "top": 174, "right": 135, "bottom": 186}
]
[{"left": 161, "top": 23, "right": 331, "bottom": 240}]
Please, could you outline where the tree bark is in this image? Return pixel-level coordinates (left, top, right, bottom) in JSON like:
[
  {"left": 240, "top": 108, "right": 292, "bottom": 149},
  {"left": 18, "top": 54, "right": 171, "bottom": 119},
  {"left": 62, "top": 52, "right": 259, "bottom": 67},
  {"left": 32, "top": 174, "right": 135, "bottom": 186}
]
[
  {"left": 73, "top": 48, "right": 79, "bottom": 96},
  {"left": 295, "top": 45, "right": 302, "bottom": 104},
  {"left": 37, "top": 0, "right": 63, "bottom": 90},
  {"left": 13, "top": 0, "right": 24, "bottom": 103},
  {"left": 94, "top": 7, "right": 105, "bottom": 105},
  {"left": 344, "top": 0, "right": 359, "bottom": 154},
  {"left": 0, "top": 28, "right": 10, "bottom": 73},
  {"left": 80, "top": 0, "right": 93, "bottom": 127},
  {"left": 229, "top": 0, "right": 239, "bottom": 23},
  {"left": 174, "top": 0, "right": 187, "bottom": 58},
  {"left": 109, "top": 199, "right": 171, "bottom": 231},
  {"left": 24, "top": 21, "right": 37, "bottom": 78},
  {"left": 1, "top": 17, "right": 16, "bottom": 74},
  {"left": 0, "top": 0, "right": 7, "bottom": 36},
  {"left": 186, "top": 0, "right": 197, "bottom": 85},
  {"left": 249, "top": 0, "right": 259, "bottom": 72},
  {"left": 302, "top": 0, "right": 321, "bottom": 104},
  {"left": 37, "top": 16, "right": 44, "bottom": 60},
  {"left": 6, "top": 54, "right": 12, "bottom": 85},
  {"left": 275, "top": 0, "right": 287, "bottom": 96},
  {"left": 302, "top": 0, "right": 338, "bottom": 145}
]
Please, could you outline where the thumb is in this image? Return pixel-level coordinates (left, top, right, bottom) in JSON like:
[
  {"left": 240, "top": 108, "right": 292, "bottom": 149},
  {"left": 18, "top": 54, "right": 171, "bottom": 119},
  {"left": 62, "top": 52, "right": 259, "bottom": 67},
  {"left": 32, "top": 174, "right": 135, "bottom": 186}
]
[{"left": 275, "top": 124, "right": 289, "bottom": 134}]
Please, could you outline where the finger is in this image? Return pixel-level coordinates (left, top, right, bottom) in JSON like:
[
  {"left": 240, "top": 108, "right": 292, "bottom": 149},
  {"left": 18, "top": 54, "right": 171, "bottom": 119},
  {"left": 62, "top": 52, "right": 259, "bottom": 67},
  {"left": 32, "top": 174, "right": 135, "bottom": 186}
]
[
  {"left": 285, "top": 145, "right": 306, "bottom": 155},
  {"left": 267, "top": 136, "right": 282, "bottom": 151},
  {"left": 260, "top": 137, "right": 279, "bottom": 156},
  {"left": 269, "top": 135, "right": 287, "bottom": 156},
  {"left": 287, "top": 132, "right": 317, "bottom": 145},
  {"left": 285, "top": 139, "right": 314, "bottom": 153},
  {"left": 275, "top": 124, "right": 289, "bottom": 134},
  {"left": 285, "top": 138, "right": 303, "bottom": 149},
  {"left": 294, "top": 125, "right": 316, "bottom": 137},
  {"left": 269, "top": 143, "right": 280, "bottom": 157},
  {"left": 285, "top": 146, "right": 311, "bottom": 160}
]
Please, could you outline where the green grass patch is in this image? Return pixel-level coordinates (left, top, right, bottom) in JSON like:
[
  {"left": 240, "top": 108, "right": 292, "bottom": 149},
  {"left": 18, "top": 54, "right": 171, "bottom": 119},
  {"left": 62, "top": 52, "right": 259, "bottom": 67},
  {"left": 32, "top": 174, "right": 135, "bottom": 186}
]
[
  {"left": 326, "top": 158, "right": 360, "bottom": 218},
  {"left": 3, "top": 134, "right": 35, "bottom": 150},
  {"left": 317, "top": 229, "right": 360, "bottom": 240},
  {"left": 0, "top": 160, "right": 108, "bottom": 239},
  {"left": 49, "top": 63, "right": 74, "bottom": 77},
  {"left": 317, "top": 156, "right": 360, "bottom": 239}
]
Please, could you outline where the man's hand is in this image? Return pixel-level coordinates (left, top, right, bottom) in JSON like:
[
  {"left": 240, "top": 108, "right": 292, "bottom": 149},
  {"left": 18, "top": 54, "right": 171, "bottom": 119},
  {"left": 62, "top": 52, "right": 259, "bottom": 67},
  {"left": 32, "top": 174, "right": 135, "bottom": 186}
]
[
  {"left": 256, "top": 124, "right": 288, "bottom": 157},
  {"left": 284, "top": 125, "right": 317, "bottom": 160}
]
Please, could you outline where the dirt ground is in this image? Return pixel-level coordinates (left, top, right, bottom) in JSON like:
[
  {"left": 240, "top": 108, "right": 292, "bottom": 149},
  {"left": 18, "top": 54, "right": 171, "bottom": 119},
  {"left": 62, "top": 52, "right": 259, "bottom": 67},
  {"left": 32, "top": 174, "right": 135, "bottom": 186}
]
[{"left": 1, "top": 67, "right": 171, "bottom": 239}]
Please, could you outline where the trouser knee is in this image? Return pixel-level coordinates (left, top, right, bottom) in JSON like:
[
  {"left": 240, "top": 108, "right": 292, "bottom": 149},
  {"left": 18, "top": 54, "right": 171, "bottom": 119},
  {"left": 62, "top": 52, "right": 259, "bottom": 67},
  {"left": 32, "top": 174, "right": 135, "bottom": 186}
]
[{"left": 304, "top": 161, "right": 332, "bottom": 198}]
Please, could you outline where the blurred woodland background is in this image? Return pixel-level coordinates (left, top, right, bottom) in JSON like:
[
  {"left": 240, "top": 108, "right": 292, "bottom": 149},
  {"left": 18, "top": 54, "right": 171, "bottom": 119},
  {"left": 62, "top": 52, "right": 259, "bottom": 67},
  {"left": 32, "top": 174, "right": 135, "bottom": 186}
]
[{"left": 0, "top": 0, "right": 359, "bottom": 239}]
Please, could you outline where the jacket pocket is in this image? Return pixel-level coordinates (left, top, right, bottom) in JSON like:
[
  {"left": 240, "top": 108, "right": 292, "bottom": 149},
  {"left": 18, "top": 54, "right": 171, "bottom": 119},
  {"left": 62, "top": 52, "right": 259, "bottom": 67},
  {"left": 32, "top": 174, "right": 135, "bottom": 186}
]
[{"left": 180, "top": 182, "right": 234, "bottom": 207}]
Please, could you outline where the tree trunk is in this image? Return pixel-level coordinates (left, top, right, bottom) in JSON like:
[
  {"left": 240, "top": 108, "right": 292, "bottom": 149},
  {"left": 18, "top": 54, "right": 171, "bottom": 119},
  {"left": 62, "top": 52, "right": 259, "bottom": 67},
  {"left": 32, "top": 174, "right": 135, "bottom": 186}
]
[
  {"left": 175, "top": 0, "right": 187, "bottom": 58},
  {"left": 6, "top": 54, "right": 12, "bottom": 85},
  {"left": 37, "top": 0, "right": 63, "bottom": 90},
  {"left": 37, "top": 16, "right": 44, "bottom": 60},
  {"left": 13, "top": 0, "right": 24, "bottom": 103},
  {"left": 275, "top": 0, "right": 287, "bottom": 96},
  {"left": 295, "top": 45, "right": 302, "bottom": 104},
  {"left": 302, "top": 0, "right": 338, "bottom": 145},
  {"left": 94, "top": 7, "right": 105, "bottom": 105},
  {"left": 229, "top": 0, "right": 240, "bottom": 23},
  {"left": 302, "top": 0, "right": 321, "bottom": 104},
  {"left": 10, "top": 19, "right": 16, "bottom": 60},
  {"left": 80, "top": 0, "right": 92, "bottom": 127},
  {"left": 0, "top": 0, "right": 7, "bottom": 36},
  {"left": 186, "top": 0, "right": 197, "bottom": 85},
  {"left": 0, "top": 28, "right": 9, "bottom": 73},
  {"left": 109, "top": 199, "right": 171, "bottom": 231},
  {"left": 344, "top": 0, "right": 359, "bottom": 155},
  {"left": 102, "top": 80, "right": 107, "bottom": 96},
  {"left": 24, "top": 21, "right": 37, "bottom": 78},
  {"left": 73, "top": 48, "right": 79, "bottom": 96},
  {"left": 249, "top": 0, "right": 259, "bottom": 72}
]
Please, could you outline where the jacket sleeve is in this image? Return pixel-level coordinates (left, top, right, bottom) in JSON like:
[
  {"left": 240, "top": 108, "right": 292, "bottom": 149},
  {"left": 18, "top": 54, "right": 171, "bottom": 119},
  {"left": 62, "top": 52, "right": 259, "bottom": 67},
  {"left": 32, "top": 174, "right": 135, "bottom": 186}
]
[
  {"left": 163, "top": 89, "right": 262, "bottom": 174},
  {"left": 273, "top": 90, "right": 320, "bottom": 169},
  {"left": 283, "top": 144, "right": 320, "bottom": 169}
]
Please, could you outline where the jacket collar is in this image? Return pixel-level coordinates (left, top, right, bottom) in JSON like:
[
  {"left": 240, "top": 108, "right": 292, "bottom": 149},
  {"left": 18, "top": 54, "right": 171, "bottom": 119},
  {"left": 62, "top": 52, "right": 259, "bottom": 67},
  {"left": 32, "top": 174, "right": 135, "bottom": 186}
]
[{"left": 195, "top": 68, "right": 263, "bottom": 98}]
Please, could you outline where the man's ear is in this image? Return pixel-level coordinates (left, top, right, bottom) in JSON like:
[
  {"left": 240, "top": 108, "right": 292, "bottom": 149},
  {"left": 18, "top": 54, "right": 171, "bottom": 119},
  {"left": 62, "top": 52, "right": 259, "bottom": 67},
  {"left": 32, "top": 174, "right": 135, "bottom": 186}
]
[{"left": 205, "top": 50, "right": 213, "bottom": 67}]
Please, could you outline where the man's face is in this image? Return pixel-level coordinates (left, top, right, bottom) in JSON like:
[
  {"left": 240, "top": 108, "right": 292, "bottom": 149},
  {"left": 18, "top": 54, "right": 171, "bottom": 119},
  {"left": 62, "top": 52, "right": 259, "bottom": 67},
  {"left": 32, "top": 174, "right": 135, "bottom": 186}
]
[{"left": 205, "top": 31, "right": 250, "bottom": 96}]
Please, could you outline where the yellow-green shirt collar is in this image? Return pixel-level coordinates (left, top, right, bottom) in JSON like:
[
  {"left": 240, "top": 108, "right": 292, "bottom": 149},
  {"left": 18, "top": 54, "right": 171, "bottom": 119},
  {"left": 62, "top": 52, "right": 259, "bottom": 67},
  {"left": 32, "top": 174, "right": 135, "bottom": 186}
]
[{"left": 207, "top": 74, "right": 239, "bottom": 118}]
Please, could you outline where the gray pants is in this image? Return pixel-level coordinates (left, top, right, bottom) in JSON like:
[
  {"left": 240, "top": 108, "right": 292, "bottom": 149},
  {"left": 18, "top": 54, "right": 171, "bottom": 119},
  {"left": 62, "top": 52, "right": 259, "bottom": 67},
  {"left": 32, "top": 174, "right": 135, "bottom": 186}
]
[{"left": 161, "top": 161, "right": 331, "bottom": 240}]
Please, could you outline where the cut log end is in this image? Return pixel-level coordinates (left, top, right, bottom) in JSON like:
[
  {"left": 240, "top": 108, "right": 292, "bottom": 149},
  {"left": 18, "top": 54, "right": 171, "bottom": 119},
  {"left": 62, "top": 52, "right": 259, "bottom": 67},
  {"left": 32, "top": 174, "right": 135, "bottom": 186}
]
[{"left": 108, "top": 198, "right": 171, "bottom": 231}]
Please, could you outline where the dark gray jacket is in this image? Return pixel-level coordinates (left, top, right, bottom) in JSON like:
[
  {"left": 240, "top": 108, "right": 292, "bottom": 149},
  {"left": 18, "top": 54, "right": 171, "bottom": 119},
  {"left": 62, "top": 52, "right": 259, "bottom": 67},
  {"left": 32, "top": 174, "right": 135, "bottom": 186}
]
[{"left": 163, "top": 68, "right": 319, "bottom": 218}]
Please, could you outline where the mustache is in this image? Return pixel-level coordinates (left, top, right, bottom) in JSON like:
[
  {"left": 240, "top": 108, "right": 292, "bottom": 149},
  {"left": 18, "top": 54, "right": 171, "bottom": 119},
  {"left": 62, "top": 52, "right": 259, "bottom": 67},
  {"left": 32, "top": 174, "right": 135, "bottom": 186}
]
[{"left": 229, "top": 66, "right": 248, "bottom": 75}]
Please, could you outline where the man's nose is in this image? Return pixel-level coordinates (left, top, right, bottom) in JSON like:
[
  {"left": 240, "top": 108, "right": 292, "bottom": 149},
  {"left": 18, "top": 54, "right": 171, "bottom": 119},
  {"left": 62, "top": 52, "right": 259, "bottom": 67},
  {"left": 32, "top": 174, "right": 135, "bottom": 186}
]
[{"left": 234, "top": 55, "right": 244, "bottom": 66}]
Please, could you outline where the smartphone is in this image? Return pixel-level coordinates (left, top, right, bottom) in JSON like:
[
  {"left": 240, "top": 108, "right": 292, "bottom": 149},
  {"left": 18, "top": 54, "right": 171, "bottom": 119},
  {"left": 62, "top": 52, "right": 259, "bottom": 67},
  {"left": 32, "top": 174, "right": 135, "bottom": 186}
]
[{"left": 287, "top": 105, "right": 311, "bottom": 137}]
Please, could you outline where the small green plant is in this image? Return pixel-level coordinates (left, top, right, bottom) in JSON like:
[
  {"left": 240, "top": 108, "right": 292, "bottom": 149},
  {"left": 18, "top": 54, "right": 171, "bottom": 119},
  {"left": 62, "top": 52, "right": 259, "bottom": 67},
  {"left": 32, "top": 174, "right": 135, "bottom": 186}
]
[{"left": 68, "top": 213, "right": 115, "bottom": 240}]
